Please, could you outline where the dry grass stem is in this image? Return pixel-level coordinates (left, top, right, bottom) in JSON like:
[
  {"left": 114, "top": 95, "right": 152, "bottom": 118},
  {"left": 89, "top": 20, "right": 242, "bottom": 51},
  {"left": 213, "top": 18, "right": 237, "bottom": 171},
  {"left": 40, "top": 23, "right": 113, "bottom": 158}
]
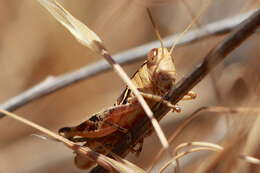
[
  {"left": 160, "top": 141, "right": 260, "bottom": 173},
  {"left": 160, "top": 147, "right": 220, "bottom": 173}
]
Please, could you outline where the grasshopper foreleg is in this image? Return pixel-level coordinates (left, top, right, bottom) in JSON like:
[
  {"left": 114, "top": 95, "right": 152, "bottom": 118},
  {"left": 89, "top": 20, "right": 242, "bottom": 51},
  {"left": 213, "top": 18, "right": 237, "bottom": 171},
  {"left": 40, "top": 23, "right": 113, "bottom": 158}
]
[
  {"left": 128, "top": 91, "right": 196, "bottom": 112},
  {"left": 137, "top": 92, "right": 181, "bottom": 112}
]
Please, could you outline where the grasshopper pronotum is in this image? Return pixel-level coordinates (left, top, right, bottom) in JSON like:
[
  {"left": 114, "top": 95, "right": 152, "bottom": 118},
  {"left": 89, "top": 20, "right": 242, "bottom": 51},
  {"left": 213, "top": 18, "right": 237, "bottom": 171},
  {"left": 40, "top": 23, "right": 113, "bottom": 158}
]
[{"left": 58, "top": 8, "right": 197, "bottom": 169}]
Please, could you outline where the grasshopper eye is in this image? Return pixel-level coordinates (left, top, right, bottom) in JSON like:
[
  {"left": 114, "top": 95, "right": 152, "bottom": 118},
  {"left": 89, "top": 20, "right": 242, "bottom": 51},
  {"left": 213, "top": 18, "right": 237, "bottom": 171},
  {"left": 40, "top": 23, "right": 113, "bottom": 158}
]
[
  {"left": 151, "top": 48, "right": 158, "bottom": 57},
  {"left": 148, "top": 48, "right": 158, "bottom": 63}
]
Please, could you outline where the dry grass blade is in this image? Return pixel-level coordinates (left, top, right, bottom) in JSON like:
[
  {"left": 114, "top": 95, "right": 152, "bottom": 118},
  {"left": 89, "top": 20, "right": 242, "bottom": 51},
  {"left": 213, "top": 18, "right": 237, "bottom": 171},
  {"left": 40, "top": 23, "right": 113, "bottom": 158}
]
[
  {"left": 160, "top": 146, "right": 219, "bottom": 173},
  {"left": 0, "top": 109, "right": 147, "bottom": 173},
  {"left": 174, "top": 142, "right": 224, "bottom": 154},
  {"left": 37, "top": 0, "right": 102, "bottom": 54},
  {"left": 37, "top": 0, "right": 170, "bottom": 151},
  {"left": 103, "top": 156, "right": 146, "bottom": 173},
  {"left": 239, "top": 155, "right": 260, "bottom": 165},
  {"left": 173, "top": 142, "right": 223, "bottom": 173},
  {"left": 109, "top": 152, "right": 147, "bottom": 173},
  {"left": 160, "top": 141, "right": 260, "bottom": 173},
  {"left": 147, "top": 106, "right": 260, "bottom": 172}
]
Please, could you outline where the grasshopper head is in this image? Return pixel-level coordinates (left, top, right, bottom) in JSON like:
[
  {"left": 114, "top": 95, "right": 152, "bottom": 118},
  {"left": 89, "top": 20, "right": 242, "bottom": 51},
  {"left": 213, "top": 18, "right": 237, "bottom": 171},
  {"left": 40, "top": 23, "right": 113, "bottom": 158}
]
[{"left": 147, "top": 48, "right": 176, "bottom": 94}]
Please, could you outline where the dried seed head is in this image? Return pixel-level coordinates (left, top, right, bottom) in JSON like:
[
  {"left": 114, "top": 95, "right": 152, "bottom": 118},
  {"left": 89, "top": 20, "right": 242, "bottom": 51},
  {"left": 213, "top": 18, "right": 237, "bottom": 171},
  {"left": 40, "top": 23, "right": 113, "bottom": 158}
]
[{"left": 37, "top": 0, "right": 104, "bottom": 54}]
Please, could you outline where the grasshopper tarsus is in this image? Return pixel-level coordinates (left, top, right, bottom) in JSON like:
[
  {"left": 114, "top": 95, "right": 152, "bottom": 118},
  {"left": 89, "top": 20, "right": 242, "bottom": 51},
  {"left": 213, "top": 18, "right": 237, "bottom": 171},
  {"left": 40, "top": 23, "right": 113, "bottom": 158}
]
[
  {"left": 182, "top": 91, "right": 197, "bottom": 100},
  {"left": 131, "top": 138, "right": 144, "bottom": 156}
]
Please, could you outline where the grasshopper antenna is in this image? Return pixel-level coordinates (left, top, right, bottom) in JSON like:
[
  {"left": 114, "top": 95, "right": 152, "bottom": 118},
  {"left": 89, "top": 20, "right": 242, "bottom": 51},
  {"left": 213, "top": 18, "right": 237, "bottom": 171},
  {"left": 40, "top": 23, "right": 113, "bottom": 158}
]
[
  {"left": 147, "top": 8, "right": 165, "bottom": 50},
  {"left": 181, "top": 0, "right": 202, "bottom": 28},
  {"left": 169, "top": 0, "right": 211, "bottom": 55}
]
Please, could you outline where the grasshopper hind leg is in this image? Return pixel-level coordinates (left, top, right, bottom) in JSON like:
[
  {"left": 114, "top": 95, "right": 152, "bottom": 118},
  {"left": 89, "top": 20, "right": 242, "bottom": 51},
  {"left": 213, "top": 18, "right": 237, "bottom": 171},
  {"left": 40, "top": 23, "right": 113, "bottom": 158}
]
[
  {"left": 131, "top": 138, "right": 144, "bottom": 156},
  {"left": 103, "top": 121, "right": 128, "bottom": 133}
]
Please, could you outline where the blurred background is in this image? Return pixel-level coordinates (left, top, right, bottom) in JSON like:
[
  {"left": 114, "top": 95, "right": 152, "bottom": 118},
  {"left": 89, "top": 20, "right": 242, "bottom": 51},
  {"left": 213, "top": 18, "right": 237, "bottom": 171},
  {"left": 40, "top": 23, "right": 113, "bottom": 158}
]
[{"left": 0, "top": 0, "right": 259, "bottom": 172}]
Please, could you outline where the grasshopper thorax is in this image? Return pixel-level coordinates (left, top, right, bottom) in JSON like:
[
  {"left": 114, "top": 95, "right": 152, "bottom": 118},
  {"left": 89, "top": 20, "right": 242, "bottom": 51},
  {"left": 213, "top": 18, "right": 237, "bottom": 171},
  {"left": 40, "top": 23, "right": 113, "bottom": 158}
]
[{"left": 147, "top": 48, "right": 177, "bottom": 95}]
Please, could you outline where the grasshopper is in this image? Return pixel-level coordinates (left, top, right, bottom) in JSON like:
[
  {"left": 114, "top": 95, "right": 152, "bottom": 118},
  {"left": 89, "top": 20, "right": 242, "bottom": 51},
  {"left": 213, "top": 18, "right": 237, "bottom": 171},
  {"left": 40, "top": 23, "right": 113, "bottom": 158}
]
[{"left": 58, "top": 9, "right": 196, "bottom": 169}]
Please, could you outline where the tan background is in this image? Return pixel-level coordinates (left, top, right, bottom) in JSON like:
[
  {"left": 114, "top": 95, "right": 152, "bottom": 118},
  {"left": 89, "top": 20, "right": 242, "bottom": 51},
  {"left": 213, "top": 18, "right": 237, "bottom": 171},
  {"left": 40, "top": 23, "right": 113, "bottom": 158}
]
[{"left": 0, "top": 0, "right": 259, "bottom": 172}]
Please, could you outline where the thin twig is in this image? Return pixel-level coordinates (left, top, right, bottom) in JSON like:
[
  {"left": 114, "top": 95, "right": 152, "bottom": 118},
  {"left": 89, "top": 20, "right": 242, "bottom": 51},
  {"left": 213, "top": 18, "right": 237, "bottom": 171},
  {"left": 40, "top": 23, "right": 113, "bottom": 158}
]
[
  {"left": 0, "top": 10, "right": 255, "bottom": 116},
  {"left": 90, "top": 9, "right": 260, "bottom": 173}
]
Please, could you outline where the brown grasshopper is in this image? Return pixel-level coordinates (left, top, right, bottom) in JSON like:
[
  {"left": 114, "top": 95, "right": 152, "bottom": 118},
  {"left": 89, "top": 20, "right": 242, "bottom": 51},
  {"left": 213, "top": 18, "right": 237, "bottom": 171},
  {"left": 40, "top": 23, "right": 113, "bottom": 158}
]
[{"left": 58, "top": 9, "right": 196, "bottom": 169}]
